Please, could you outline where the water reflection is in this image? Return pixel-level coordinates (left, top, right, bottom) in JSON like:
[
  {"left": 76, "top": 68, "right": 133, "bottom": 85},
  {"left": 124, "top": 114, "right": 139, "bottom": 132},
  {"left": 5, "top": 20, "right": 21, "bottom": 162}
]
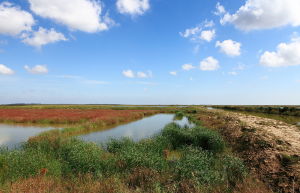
[
  {"left": 0, "top": 124, "right": 56, "bottom": 149},
  {"left": 80, "top": 114, "right": 194, "bottom": 144}
]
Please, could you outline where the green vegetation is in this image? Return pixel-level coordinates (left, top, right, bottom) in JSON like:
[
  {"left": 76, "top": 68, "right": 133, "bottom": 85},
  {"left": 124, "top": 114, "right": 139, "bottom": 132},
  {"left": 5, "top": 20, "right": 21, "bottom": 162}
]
[
  {"left": 0, "top": 104, "right": 182, "bottom": 111},
  {"left": 0, "top": 117, "right": 248, "bottom": 192},
  {"left": 214, "top": 105, "right": 300, "bottom": 126},
  {"left": 213, "top": 105, "right": 300, "bottom": 116},
  {"left": 161, "top": 123, "right": 225, "bottom": 153}
]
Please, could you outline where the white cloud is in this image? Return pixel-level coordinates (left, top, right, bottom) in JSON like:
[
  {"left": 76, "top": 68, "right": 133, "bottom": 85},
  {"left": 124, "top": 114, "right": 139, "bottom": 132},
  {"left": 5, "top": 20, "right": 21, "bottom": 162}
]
[
  {"left": 22, "top": 27, "right": 67, "bottom": 48},
  {"left": 116, "top": 0, "right": 150, "bottom": 16},
  {"left": 123, "top": 70, "right": 152, "bottom": 78},
  {"left": 122, "top": 70, "right": 135, "bottom": 78},
  {"left": 0, "top": 64, "right": 14, "bottom": 75},
  {"left": 216, "top": 39, "right": 241, "bottom": 57},
  {"left": 0, "top": 2, "right": 35, "bottom": 36},
  {"left": 219, "top": 0, "right": 300, "bottom": 31},
  {"left": 200, "top": 57, "right": 220, "bottom": 71},
  {"left": 200, "top": 29, "right": 215, "bottom": 42},
  {"left": 182, "top": 64, "right": 195, "bottom": 71},
  {"left": 180, "top": 20, "right": 215, "bottom": 42},
  {"left": 137, "top": 71, "right": 152, "bottom": 78},
  {"left": 180, "top": 26, "right": 201, "bottom": 39},
  {"left": 24, "top": 65, "right": 48, "bottom": 74},
  {"left": 260, "top": 39, "right": 300, "bottom": 67},
  {"left": 214, "top": 2, "right": 226, "bottom": 16},
  {"left": 204, "top": 20, "right": 214, "bottom": 28},
  {"left": 28, "top": 0, "right": 112, "bottom": 33},
  {"left": 169, "top": 71, "right": 177, "bottom": 76}
]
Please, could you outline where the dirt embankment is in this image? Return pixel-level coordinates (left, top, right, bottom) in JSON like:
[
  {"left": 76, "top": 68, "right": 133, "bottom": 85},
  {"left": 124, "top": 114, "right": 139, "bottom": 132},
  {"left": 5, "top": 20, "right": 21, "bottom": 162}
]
[{"left": 196, "top": 109, "right": 300, "bottom": 193}]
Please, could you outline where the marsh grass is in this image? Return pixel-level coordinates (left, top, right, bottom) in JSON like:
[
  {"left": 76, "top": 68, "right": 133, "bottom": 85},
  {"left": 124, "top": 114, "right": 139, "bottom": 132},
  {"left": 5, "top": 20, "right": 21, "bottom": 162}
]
[
  {"left": 161, "top": 123, "right": 225, "bottom": 153},
  {"left": 0, "top": 110, "right": 248, "bottom": 193}
]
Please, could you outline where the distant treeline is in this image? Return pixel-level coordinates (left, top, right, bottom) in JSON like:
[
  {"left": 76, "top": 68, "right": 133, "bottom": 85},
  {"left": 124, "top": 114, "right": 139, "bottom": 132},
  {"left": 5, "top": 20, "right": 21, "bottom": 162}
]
[{"left": 214, "top": 106, "right": 300, "bottom": 117}]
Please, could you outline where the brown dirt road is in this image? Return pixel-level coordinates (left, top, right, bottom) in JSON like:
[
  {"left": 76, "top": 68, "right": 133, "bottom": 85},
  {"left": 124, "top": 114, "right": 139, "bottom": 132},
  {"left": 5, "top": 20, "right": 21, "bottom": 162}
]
[
  {"left": 196, "top": 108, "right": 300, "bottom": 193},
  {"left": 233, "top": 113, "right": 300, "bottom": 157}
]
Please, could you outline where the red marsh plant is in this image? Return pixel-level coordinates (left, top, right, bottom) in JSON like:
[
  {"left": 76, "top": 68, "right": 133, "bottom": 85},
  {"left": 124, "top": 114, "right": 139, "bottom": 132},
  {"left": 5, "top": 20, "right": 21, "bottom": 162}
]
[{"left": 0, "top": 109, "right": 158, "bottom": 125}]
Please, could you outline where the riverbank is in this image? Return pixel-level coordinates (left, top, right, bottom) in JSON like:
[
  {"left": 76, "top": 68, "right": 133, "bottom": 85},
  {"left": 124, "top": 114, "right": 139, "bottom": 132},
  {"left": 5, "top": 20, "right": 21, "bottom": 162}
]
[
  {"left": 195, "top": 108, "right": 300, "bottom": 193},
  {"left": 0, "top": 111, "right": 253, "bottom": 193}
]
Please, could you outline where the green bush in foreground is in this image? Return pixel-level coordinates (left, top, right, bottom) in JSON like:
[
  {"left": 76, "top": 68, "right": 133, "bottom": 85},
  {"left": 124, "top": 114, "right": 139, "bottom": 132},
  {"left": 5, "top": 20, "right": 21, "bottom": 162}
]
[
  {"left": 107, "top": 138, "right": 168, "bottom": 171},
  {"left": 0, "top": 121, "right": 247, "bottom": 192},
  {"left": 0, "top": 148, "right": 62, "bottom": 183}
]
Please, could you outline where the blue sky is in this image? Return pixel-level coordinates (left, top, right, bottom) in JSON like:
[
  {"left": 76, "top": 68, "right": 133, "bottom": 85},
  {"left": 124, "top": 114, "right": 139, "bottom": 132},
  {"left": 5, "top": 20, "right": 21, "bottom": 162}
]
[{"left": 0, "top": 0, "right": 299, "bottom": 105}]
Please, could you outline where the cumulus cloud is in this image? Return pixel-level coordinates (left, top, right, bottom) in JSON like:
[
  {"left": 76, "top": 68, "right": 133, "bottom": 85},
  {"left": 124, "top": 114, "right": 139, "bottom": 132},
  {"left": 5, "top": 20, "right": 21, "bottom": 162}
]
[
  {"left": 182, "top": 64, "right": 195, "bottom": 71},
  {"left": 116, "top": 0, "right": 150, "bottom": 16},
  {"left": 180, "top": 20, "right": 215, "bottom": 42},
  {"left": 122, "top": 70, "right": 135, "bottom": 78},
  {"left": 0, "top": 64, "right": 14, "bottom": 75},
  {"left": 137, "top": 71, "right": 152, "bottom": 78},
  {"left": 123, "top": 70, "right": 152, "bottom": 78},
  {"left": 200, "top": 29, "right": 215, "bottom": 42},
  {"left": 214, "top": 2, "right": 226, "bottom": 16},
  {"left": 24, "top": 65, "right": 48, "bottom": 74},
  {"left": 22, "top": 27, "right": 67, "bottom": 48},
  {"left": 28, "top": 0, "right": 112, "bottom": 33},
  {"left": 180, "top": 26, "right": 201, "bottom": 39},
  {"left": 219, "top": 0, "right": 300, "bottom": 31},
  {"left": 200, "top": 57, "right": 220, "bottom": 71},
  {"left": 216, "top": 39, "right": 241, "bottom": 57},
  {"left": 169, "top": 71, "right": 177, "bottom": 76},
  {"left": 0, "top": 2, "right": 35, "bottom": 36},
  {"left": 260, "top": 39, "right": 300, "bottom": 67}
]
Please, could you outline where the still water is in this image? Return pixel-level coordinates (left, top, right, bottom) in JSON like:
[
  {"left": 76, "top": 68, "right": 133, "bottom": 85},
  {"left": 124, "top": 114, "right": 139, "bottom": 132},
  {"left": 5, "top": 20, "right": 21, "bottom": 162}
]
[
  {"left": 0, "top": 114, "right": 195, "bottom": 149},
  {"left": 0, "top": 124, "right": 55, "bottom": 149},
  {"left": 80, "top": 114, "right": 194, "bottom": 144}
]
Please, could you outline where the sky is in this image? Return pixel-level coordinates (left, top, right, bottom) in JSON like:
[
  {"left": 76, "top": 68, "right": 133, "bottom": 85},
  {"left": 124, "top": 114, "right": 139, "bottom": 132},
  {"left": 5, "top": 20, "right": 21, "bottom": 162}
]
[{"left": 0, "top": 0, "right": 300, "bottom": 105}]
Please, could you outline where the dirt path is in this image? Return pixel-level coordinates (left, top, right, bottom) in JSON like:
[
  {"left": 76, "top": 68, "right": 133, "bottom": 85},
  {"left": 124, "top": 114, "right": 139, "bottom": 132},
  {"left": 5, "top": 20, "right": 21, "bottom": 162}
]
[
  {"left": 196, "top": 109, "right": 300, "bottom": 193},
  {"left": 231, "top": 113, "right": 300, "bottom": 155}
]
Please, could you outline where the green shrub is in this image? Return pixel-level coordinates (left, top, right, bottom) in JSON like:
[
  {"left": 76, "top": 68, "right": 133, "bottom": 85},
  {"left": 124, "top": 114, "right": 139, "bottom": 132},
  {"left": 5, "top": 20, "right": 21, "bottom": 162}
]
[
  {"left": 174, "top": 147, "right": 221, "bottom": 185},
  {"left": 161, "top": 123, "right": 194, "bottom": 148},
  {"left": 0, "top": 148, "right": 62, "bottom": 182},
  {"left": 192, "top": 128, "right": 225, "bottom": 153},
  {"left": 106, "top": 138, "right": 134, "bottom": 153},
  {"left": 58, "top": 139, "right": 107, "bottom": 175},
  {"left": 174, "top": 111, "right": 184, "bottom": 120},
  {"left": 221, "top": 155, "right": 248, "bottom": 186},
  {"left": 107, "top": 138, "right": 168, "bottom": 171},
  {"left": 161, "top": 123, "right": 225, "bottom": 153}
]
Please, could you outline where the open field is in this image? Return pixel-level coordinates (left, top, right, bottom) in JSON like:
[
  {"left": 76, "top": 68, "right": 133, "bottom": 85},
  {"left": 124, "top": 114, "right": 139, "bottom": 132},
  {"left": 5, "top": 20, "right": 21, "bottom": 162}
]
[{"left": 0, "top": 105, "right": 299, "bottom": 192}]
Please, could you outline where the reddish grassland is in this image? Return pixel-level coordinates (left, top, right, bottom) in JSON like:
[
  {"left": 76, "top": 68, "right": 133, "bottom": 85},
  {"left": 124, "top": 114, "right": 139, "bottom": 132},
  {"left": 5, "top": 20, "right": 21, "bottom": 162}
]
[{"left": 0, "top": 109, "right": 158, "bottom": 124}]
